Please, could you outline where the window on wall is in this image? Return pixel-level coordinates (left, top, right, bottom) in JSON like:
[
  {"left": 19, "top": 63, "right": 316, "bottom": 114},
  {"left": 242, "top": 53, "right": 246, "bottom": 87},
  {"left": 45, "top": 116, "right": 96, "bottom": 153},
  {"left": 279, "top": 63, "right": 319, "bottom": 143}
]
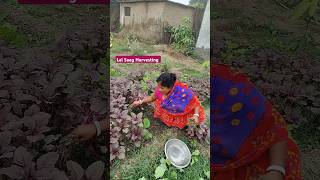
[{"left": 124, "top": 7, "right": 130, "bottom": 16}]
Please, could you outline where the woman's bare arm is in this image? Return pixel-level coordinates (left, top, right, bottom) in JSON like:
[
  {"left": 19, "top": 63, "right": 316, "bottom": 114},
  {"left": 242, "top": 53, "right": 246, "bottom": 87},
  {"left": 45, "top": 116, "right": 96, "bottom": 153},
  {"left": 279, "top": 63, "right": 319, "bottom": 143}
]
[
  {"left": 194, "top": 106, "right": 199, "bottom": 115},
  {"left": 269, "top": 140, "right": 287, "bottom": 167},
  {"left": 257, "top": 141, "right": 287, "bottom": 179},
  {"left": 132, "top": 93, "right": 156, "bottom": 107},
  {"left": 141, "top": 93, "right": 156, "bottom": 104}
]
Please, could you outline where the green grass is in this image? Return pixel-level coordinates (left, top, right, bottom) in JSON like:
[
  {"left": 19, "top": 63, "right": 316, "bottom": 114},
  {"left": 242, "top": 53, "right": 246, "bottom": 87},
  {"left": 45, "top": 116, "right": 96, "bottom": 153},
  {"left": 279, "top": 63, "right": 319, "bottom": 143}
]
[
  {"left": 2, "top": 0, "right": 18, "bottom": 5},
  {"left": 131, "top": 48, "right": 147, "bottom": 56},
  {"left": 112, "top": 45, "right": 130, "bottom": 53},
  {"left": 181, "top": 68, "right": 207, "bottom": 78},
  {"left": 225, "top": 17, "right": 320, "bottom": 58},
  {"left": 130, "top": 46, "right": 157, "bottom": 55},
  {"left": 114, "top": 149, "right": 162, "bottom": 179},
  {"left": 176, "top": 154, "right": 209, "bottom": 179},
  {"left": 139, "top": 44, "right": 157, "bottom": 54},
  {"left": 0, "top": 23, "right": 27, "bottom": 47},
  {"left": 111, "top": 34, "right": 157, "bottom": 56},
  {"left": 111, "top": 129, "right": 209, "bottom": 180},
  {"left": 291, "top": 112, "right": 320, "bottom": 150},
  {"left": 26, "top": 7, "right": 54, "bottom": 17},
  {"left": 110, "top": 67, "right": 122, "bottom": 77},
  {"left": 110, "top": 115, "right": 210, "bottom": 180},
  {"left": 0, "top": 12, "right": 8, "bottom": 23}
]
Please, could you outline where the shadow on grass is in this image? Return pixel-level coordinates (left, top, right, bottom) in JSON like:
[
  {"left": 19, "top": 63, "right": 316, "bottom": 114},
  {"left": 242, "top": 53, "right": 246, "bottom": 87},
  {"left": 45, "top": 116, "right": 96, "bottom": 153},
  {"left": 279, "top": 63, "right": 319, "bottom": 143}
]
[{"left": 111, "top": 119, "right": 209, "bottom": 180}]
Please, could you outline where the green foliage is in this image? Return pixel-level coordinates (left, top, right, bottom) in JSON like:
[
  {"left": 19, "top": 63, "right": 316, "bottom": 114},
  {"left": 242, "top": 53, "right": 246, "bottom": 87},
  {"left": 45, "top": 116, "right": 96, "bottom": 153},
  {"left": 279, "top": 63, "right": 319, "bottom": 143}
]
[
  {"left": 160, "top": 59, "right": 171, "bottom": 73},
  {"left": 110, "top": 36, "right": 130, "bottom": 53},
  {"left": 143, "top": 118, "right": 151, "bottom": 129},
  {"left": 0, "top": 12, "right": 8, "bottom": 23},
  {"left": 189, "top": 0, "right": 207, "bottom": 9},
  {"left": 292, "top": 0, "right": 319, "bottom": 19},
  {"left": 182, "top": 68, "right": 207, "bottom": 78},
  {"left": 154, "top": 165, "right": 167, "bottom": 179},
  {"left": 110, "top": 67, "right": 121, "bottom": 77},
  {"left": 204, "top": 170, "right": 210, "bottom": 179},
  {"left": 26, "top": 7, "right": 53, "bottom": 17},
  {"left": 291, "top": 112, "right": 320, "bottom": 149},
  {"left": 154, "top": 158, "right": 168, "bottom": 179},
  {"left": 0, "top": 23, "right": 27, "bottom": 47},
  {"left": 190, "top": 2, "right": 206, "bottom": 9},
  {"left": 142, "top": 149, "right": 209, "bottom": 180},
  {"left": 191, "top": 149, "right": 200, "bottom": 166},
  {"left": 110, "top": 33, "right": 113, "bottom": 48},
  {"left": 221, "top": 40, "right": 251, "bottom": 60},
  {"left": 192, "top": 149, "right": 200, "bottom": 156},
  {"left": 131, "top": 48, "right": 146, "bottom": 56},
  {"left": 143, "top": 129, "right": 153, "bottom": 140},
  {"left": 170, "top": 170, "right": 177, "bottom": 179},
  {"left": 2, "top": 0, "right": 17, "bottom": 5},
  {"left": 201, "top": 60, "right": 210, "bottom": 69},
  {"left": 169, "top": 18, "right": 196, "bottom": 56},
  {"left": 228, "top": 21, "right": 303, "bottom": 55},
  {"left": 141, "top": 71, "right": 160, "bottom": 94}
]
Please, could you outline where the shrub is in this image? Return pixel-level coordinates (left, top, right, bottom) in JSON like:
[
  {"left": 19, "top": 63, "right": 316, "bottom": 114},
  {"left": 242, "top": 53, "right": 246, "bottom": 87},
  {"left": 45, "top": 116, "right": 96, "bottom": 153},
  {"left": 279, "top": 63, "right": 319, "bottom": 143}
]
[{"left": 168, "top": 18, "right": 196, "bottom": 56}]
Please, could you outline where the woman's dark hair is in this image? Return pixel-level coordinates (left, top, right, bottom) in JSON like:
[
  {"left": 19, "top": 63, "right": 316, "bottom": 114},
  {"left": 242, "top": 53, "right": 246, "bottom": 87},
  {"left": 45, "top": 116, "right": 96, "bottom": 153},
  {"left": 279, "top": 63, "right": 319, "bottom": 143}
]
[{"left": 156, "top": 73, "right": 177, "bottom": 88}]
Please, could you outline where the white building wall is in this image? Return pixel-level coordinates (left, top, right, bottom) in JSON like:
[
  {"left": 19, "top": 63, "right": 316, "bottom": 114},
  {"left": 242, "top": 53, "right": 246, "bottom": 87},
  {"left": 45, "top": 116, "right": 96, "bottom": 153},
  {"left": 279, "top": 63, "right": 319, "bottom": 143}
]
[{"left": 196, "top": 0, "right": 210, "bottom": 49}]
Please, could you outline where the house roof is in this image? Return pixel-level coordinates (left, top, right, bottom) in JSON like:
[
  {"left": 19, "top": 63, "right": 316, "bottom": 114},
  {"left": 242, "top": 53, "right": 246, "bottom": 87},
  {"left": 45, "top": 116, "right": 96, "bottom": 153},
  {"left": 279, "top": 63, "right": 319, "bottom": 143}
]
[{"left": 118, "top": 0, "right": 195, "bottom": 9}]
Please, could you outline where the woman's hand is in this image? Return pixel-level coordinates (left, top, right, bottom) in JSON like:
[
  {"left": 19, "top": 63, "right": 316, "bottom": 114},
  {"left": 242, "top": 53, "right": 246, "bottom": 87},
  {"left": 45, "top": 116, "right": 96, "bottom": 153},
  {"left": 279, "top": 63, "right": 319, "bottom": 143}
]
[
  {"left": 131, "top": 100, "right": 141, "bottom": 108},
  {"left": 188, "top": 115, "right": 199, "bottom": 125},
  {"left": 193, "top": 115, "right": 199, "bottom": 124},
  {"left": 257, "top": 171, "right": 283, "bottom": 180},
  {"left": 71, "top": 124, "right": 97, "bottom": 141}
]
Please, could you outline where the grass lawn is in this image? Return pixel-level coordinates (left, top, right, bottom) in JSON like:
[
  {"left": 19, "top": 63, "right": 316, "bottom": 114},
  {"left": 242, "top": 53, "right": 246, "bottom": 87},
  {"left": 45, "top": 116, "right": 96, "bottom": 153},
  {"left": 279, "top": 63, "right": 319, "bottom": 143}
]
[{"left": 111, "top": 126, "right": 210, "bottom": 180}]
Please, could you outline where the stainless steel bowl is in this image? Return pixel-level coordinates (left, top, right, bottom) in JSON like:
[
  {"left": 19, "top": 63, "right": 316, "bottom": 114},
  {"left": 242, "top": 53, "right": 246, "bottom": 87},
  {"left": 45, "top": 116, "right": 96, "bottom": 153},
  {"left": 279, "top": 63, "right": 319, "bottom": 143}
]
[{"left": 164, "top": 139, "right": 191, "bottom": 169}]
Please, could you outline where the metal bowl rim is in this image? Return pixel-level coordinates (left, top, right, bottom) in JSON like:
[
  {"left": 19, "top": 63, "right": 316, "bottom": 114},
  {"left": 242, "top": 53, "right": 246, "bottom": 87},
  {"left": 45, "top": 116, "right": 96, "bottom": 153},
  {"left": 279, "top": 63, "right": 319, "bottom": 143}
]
[{"left": 164, "top": 138, "right": 191, "bottom": 169}]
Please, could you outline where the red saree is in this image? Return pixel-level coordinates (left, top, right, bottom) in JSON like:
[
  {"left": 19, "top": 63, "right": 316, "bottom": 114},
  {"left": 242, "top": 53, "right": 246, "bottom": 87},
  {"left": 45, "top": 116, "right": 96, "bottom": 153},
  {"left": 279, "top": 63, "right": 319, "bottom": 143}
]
[
  {"left": 153, "top": 81, "right": 206, "bottom": 129},
  {"left": 211, "top": 64, "right": 301, "bottom": 179}
]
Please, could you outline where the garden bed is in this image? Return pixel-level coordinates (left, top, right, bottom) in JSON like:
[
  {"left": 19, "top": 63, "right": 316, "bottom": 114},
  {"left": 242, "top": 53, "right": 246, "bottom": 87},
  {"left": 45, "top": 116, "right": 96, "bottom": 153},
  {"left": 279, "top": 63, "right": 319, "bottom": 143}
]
[
  {"left": 110, "top": 34, "right": 210, "bottom": 180},
  {"left": 0, "top": 4, "right": 109, "bottom": 180}
]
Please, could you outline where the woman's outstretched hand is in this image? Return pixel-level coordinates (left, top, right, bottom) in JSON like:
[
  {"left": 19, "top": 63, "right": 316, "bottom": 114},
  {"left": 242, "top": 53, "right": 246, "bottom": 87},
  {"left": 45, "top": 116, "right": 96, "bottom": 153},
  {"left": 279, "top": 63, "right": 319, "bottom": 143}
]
[
  {"left": 188, "top": 115, "right": 199, "bottom": 126},
  {"left": 71, "top": 124, "right": 97, "bottom": 141},
  {"left": 131, "top": 100, "right": 141, "bottom": 108}
]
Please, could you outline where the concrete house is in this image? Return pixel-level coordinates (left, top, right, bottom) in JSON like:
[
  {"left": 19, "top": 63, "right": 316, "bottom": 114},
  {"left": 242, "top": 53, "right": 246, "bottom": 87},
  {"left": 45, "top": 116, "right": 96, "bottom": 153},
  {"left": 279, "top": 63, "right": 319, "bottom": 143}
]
[
  {"left": 118, "top": 0, "right": 196, "bottom": 42},
  {"left": 195, "top": 0, "right": 210, "bottom": 59}
]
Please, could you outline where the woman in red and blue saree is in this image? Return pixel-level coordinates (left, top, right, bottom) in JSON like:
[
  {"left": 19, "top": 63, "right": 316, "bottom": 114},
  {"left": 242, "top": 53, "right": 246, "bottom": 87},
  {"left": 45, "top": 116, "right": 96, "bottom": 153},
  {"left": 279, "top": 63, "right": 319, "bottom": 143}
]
[
  {"left": 131, "top": 72, "right": 206, "bottom": 129},
  {"left": 211, "top": 64, "right": 301, "bottom": 180}
]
